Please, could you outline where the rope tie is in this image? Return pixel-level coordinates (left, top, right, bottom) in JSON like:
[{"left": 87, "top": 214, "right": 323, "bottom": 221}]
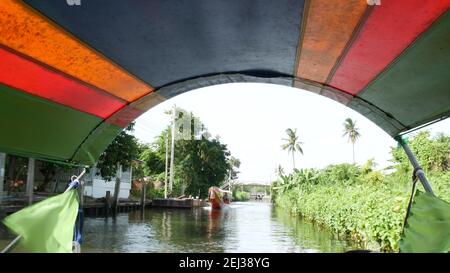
[{"left": 402, "top": 167, "right": 422, "bottom": 230}]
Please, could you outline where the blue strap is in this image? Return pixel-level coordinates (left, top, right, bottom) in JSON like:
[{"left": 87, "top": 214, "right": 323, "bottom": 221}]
[
  {"left": 73, "top": 209, "right": 84, "bottom": 244},
  {"left": 66, "top": 179, "right": 79, "bottom": 191},
  {"left": 67, "top": 179, "right": 83, "bottom": 245}
]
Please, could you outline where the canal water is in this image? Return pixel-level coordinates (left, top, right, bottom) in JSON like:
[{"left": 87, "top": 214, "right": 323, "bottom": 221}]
[{"left": 1, "top": 202, "right": 361, "bottom": 253}]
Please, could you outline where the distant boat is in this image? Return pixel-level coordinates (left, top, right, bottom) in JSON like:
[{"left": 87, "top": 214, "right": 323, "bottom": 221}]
[{"left": 208, "top": 187, "right": 231, "bottom": 209}]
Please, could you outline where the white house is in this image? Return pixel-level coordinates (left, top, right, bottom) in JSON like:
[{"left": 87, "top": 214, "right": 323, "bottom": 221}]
[
  {"left": 33, "top": 162, "right": 132, "bottom": 199},
  {"left": 82, "top": 166, "right": 132, "bottom": 199}
]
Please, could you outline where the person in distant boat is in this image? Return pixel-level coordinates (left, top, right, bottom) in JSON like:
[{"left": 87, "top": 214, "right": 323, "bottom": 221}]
[{"left": 223, "top": 192, "right": 230, "bottom": 204}]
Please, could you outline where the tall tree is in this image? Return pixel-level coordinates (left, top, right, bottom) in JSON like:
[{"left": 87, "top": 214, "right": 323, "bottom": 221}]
[
  {"left": 140, "top": 147, "right": 165, "bottom": 176},
  {"left": 228, "top": 156, "right": 241, "bottom": 181},
  {"left": 342, "top": 118, "right": 361, "bottom": 164},
  {"left": 281, "top": 128, "right": 303, "bottom": 169},
  {"left": 144, "top": 107, "right": 234, "bottom": 198},
  {"left": 175, "top": 132, "right": 231, "bottom": 198},
  {"left": 96, "top": 122, "right": 139, "bottom": 180},
  {"left": 96, "top": 122, "right": 139, "bottom": 214}
]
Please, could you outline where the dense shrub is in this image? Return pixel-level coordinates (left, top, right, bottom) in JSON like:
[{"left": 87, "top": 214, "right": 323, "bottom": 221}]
[
  {"left": 272, "top": 131, "right": 450, "bottom": 252},
  {"left": 233, "top": 190, "right": 250, "bottom": 201}
]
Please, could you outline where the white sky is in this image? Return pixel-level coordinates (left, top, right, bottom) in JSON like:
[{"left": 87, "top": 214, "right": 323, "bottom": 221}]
[{"left": 133, "top": 83, "right": 450, "bottom": 184}]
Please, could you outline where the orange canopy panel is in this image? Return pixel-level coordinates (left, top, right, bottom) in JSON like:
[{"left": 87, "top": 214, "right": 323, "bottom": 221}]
[
  {"left": 296, "top": 0, "right": 368, "bottom": 83},
  {"left": 0, "top": 0, "right": 153, "bottom": 102}
]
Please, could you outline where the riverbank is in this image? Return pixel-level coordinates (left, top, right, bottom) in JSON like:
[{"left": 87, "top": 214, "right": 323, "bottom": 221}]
[
  {"left": 0, "top": 194, "right": 151, "bottom": 217},
  {"left": 272, "top": 166, "right": 450, "bottom": 252}
]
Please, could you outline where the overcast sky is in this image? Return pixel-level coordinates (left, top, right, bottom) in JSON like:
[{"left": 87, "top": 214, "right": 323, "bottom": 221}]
[{"left": 133, "top": 83, "right": 450, "bottom": 184}]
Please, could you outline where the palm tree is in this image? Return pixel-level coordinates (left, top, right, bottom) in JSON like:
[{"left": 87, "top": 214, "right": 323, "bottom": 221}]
[
  {"left": 281, "top": 128, "right": 303, "bottom": 169},
  {"left": 342, "top": 118, "right": 361, "bottom": 164}
]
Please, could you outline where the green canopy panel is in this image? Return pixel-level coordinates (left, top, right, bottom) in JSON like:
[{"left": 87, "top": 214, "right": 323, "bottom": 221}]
[{"left": 0, "top": 0, "right": 449, "bottom": 165}]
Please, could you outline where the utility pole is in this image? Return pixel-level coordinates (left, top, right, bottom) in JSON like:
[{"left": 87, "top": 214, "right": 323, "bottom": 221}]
[
  {"left": 228, "top": 169, "right": 232, "bottom": 192},
  {"left": 169, "top": 105, "right": 176, "bottom": 194},
  {"left": 164, "top": 133, "right": 169, "bottom": 199}
]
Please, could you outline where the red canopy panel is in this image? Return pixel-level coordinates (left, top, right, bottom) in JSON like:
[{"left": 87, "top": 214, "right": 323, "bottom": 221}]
[
  {"left": 330, "top": 0, "right": 450, "bottom": 95},
  {"left": 0, "top": 47, "right": 126, "bottom": 119}
]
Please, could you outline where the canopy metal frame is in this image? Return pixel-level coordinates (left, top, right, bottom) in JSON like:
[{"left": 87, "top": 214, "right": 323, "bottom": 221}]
[{"left": 396, "top": 136, "right": 434, "bottom": 195}]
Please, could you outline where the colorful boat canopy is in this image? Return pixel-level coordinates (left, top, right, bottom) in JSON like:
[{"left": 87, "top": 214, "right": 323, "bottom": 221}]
[{"left": 0, "top": 0, "right": 449, "bottom": 165}]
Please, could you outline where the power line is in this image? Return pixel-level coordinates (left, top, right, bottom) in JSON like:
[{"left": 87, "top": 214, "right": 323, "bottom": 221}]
[
  {"left": 134, "top": 123, "right": 162, "bottom": 134},
  {"left": 133, "top": 124, "right": 162, "bottom": 137}
]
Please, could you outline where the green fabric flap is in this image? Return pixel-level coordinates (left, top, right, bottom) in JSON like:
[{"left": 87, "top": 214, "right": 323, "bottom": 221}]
[
  {"left": 3, "top": 190, "right": 79, "bottom": 253},
  {"left": 399, "top": 191, "right": 450, "bottom": 253}
]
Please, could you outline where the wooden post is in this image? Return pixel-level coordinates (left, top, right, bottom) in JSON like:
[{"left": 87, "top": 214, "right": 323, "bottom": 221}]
[
  {"left": 105, "top": 190, "right": 111, "bottom": 217},
  {"left": 26, "top": 158, "right": 35, "bottom": 205},
  {"left": 141, "top": 203, "right": 145, "bottom": 220},
  {"left": 112, "top": 163, "right": 122, "bottom": 215},
  {"left": 0, "top": 153, "right": 5, "bottom": 205},
  {"left": 141, "top": 181, "right": 146, "bottom": 210}
]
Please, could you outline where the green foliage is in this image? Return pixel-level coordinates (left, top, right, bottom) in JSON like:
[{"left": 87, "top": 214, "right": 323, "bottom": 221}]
[
  {"left": 391, "top": 131, "right": 450, "bottom": 173},
  {"left": 281, "top": 128, "right": 304, "bottom": 169},
  {"left": 342, "top": 118, "right": 361, "bottom": 144},
  {"left": 137, "top": 108, "right": 238, "bottom": 199},
  {"left": 322, "top": 163, "right": 361, "bottom": 185},
  {"left": 342, "top": 118, "right": 361, "bottom": 163},
  {"left": 272, "top": 131, "right": 450, "bottom": 252},
  {"left": 237, "top": 184, "right": 271, "bottom": 195},
  {"left": 130, "top": 143, "right": 150, "bottom": 181},
  {"left": 175, "top": 136, "right": 230, "bottom": 198},
  {"left": 96, "top": 123, "right": 140, "bottom": 181},
  {"left": 140, "top": 147, "right": 165, "bottom": 176},
  {"left": 145, "top": 182, "right": 165, "bottom": 200},
  {"left": 232, "top": 191, "right": 250, "bottom": 201}
]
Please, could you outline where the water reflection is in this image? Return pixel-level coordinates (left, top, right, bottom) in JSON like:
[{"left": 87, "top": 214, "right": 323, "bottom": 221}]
[
  {"left": 271, "top": 206, "right": 361, "bottom": 252},
  {"left": 1, "top": 202, "right": 361, "bottom": 253},
  {"left": 80, "top": 202, "right": 360, "bottom": 253}
]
